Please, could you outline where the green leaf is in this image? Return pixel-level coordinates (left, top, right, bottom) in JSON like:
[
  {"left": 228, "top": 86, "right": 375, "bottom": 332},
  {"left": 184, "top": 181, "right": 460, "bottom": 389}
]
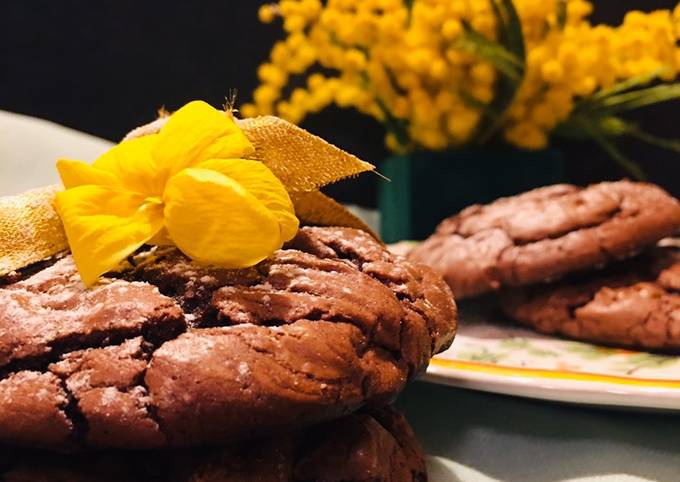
[
  {"left": 358, "top": 70, "right": 410, "bottom": 147},
  {"left": 499, "top": 0, "right": 525, "bottom": 60},
  {"left": 556, "top": 0, "right": 567, "bottom": 29},
  {"left": 582, "top": 68, "right": 668, "bottom": 105},
  {"left": 402, "top": 0, "right": 414, "bottom": 24},
  {"left": 557, "top": 111, "right": 680, "bottom": 179},
  {"left": 592, "top": 83, "right": 680, "bottom": 115},
  {"left": 472, "top": 0, "right": 527, "bottom": 144},
  {"left": 625, "top": 125, "right": 680, "bottom": 153},
  {"left": 560, "top": 70, "right": 680, "bottom": 175},
  {"left": 587, "top": 116, "right": 680, "bottom": 154},
  {"left": 595, "top": 117, "right": 680, "bottom": 154},
  {"left": 456, "top": 25, "right": 523, "bottom": 81},
  {"left": 584, "top": 121, "right": 646, "bottom": 180},
  {"left": 459, "top": 89, "right": 503, "bottom": 117},
  {"left": 597, "top": 116, "right": 630, "bottom": 136}
]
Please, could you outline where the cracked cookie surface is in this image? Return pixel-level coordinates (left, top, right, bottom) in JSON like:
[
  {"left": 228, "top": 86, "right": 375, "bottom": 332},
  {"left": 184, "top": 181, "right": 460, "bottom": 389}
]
[
  {"left": 409, "top": 181, "right": 680, "bottom": 299},
  {"left": 0, "top": 406, "right": 428, "bottom": 482},
  {"left": 500, "top": 244, "right": 680, "bottom": 351},
  {"left": 0, "top": 227, "right": 456, "bottom": 449}
]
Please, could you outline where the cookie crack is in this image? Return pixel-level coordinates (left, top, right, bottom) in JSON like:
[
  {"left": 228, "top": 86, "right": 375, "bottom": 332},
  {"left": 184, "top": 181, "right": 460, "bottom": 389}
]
[
  {"left": 0, "top": 329, "right": 140, "bottom": 381},
  {"left": 0, "top": 314, "right": 187, "bottom": 383},
  {"left": 136, "top": 367, "right": 171, "bottom": 444},
  {"left": 510, "top": 205, "right": 623, "bottom": 246},
  {"left": 230, "top": 326, "right": 363, "bottom": 390},
  {"left": 50, "top": 335, "right": 175, "bottom": 447},
  {"left": 211, "top": 279, "right": 404, "bottom": 359},
  {"left": 55, "top": 375, "right": 89, "bottom": 447},
  {"left": 400, "top": 303, "right": 434, "bottom": 357},
  {"left": 626, "top": 304, "right": 656, "bottom": 345},
  {"left": 356, "top": 262, "right": 446, "bottom": 359},
  {"left": 273, "top": 250, "right": 357, "bottom": 274},
  {"left": 306, "top": 237, "right": 375, "bottom": 269},
  {"left": 565, "top": 288, "right": 601, "bottom": 320},
  {"left": 0, "top": 253, "right": 65, "bottom": 286},
  {"left": 494, "top": 241, "right": 517, "bottom": 289}
]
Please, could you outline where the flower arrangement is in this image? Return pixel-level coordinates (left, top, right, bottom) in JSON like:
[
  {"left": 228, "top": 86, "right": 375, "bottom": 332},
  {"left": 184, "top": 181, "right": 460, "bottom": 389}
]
[
  {"left": 49, "top": 101, "right": 374, "bottom": 285},
  {"left": 54, "top": 102, "right": 298, "bottom": 284},
  {"left": 243, "top": 0, "right": 680, "bottom": 177}
]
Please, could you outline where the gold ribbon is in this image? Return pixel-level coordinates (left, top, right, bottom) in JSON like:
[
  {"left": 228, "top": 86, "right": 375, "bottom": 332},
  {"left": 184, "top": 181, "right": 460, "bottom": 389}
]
[
  {"left": 0, "top": 185, "right": 67, "bottom": 275},
  {"left": 0, "top": 115, "right": 377, "bottom": 275}
]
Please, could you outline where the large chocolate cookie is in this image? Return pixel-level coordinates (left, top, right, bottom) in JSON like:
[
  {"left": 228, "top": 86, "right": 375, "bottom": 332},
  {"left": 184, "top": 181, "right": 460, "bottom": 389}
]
[
  {"left": 409, "top": 181, "right": 680, "bottom": 298},
  {"left": 0, "top": 227, "right": 456, "bottom": 449},
  {"left": 0, "top": 406, "right": 428, "bottom": 482},
  {"left": 500, "top": 242, "right": 680, "bottom": 351}
]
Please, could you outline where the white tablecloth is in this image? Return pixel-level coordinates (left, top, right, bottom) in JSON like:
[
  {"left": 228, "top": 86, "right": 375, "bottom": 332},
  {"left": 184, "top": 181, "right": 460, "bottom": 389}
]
[
  {"left": 0, "top": 110, "right": 113, "bottom": 196},
  {"left": 399, "top": 382, "right": 680, "bottom": 482}
]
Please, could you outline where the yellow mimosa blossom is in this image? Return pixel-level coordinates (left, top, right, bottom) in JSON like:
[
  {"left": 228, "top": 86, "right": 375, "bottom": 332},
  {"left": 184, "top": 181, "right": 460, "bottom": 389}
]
[
  {"left": 245, "top": 0, "right": 680, "bottom": 156},
  {"left": 503, "top": 2, "right": 680, "bottom": 150},
  {"left": 54, "top": 101, "right": 299, "bottom": 286}
]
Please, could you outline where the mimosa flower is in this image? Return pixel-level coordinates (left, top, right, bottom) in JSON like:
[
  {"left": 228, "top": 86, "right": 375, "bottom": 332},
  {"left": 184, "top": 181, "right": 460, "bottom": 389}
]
[
  {"left": 54, "top": 101, "right": 299, "bottom": 286},
  {"left": 246, "top": 0, "right": 680, "bottom": 158}
]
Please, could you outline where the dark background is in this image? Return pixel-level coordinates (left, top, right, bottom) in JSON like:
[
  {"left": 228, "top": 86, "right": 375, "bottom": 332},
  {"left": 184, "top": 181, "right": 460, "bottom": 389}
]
[{"left": 2, "top": 0, "right": 678, "bottom": 206}]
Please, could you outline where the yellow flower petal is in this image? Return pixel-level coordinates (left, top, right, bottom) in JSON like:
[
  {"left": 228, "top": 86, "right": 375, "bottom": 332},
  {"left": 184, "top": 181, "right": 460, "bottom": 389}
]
[
  {"left": 163, "top": 168, "right": 282, "bottom": 268},
  {"left": 54, "top": 186, "right": 164, "bottom": 285},
  {"left": 196, "top": 158, "right": 299, "bottom": 242},
  {"left": 153, "top": 101, "right": 254, "bottom": 178},
  {"left": 57, "top": 159, "right": 120, "bottom": 189},
  {"left": 93, "top": 135, "right": 164, "bottom": 195}
]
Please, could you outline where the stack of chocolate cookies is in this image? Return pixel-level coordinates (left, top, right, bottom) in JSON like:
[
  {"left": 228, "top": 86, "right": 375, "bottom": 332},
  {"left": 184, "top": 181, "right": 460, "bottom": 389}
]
[
  {"left": 410, "top": 180, "right": 680, "bottom": 352},
  {"left": 0, "top": 226, "right": 458, "bottom": 481}
]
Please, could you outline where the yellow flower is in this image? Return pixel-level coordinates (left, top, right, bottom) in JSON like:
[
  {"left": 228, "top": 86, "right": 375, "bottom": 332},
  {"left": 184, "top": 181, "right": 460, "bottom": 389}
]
[
  {"left": 54, "top": 101, "right": 299, "bottom": 286},
  {"left": 258, "top": 4, "right": 278, "bottom": 23},
  {"left": 249, "top": 0, "right": 680, "bottom": 153},
  {"left": 541, "top": 60, "right": 564, "bottom": 82},
  {"left": 441, "top": 19, "right": 462, "bottom": 40}
]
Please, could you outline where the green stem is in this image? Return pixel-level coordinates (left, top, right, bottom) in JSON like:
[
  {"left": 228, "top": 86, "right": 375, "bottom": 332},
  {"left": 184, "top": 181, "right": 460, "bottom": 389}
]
[
  {"left": 594, "top": 83, "right": 680, "bottom": 115},
  {"left": 556, "top": 0, "right": 567, "bottom": 29},
  {"left": 625, "top": 126, "right": 680, "bottom": 153},
  {"left": 474, "top": 0, "right": 526, "bottom": 144},
  {"left": 583, "top": 68, "right": 668, "bottom": 105},
  {"left": 588, "top": 127, "right": 646, "bottom": 180}
]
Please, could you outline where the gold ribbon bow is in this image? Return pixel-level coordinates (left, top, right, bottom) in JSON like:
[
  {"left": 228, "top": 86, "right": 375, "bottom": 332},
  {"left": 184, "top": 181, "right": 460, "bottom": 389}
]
[{"left": 0, "top": 102, "right": 376, "bottom": 280}]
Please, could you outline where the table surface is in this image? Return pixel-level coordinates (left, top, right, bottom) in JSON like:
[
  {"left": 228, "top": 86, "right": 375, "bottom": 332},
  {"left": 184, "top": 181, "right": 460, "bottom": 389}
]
[
  {"left": 2, "top": 109, "right": 679, "bottom": 482},
  {"left": 398, "top": 381, "right": 680, "bottom": 481}
]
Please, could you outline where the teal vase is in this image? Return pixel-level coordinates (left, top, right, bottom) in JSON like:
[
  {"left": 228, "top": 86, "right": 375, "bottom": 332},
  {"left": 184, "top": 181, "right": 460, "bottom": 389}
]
[{"left": 378, "top": 148, "right": 565, "bottom": 243}]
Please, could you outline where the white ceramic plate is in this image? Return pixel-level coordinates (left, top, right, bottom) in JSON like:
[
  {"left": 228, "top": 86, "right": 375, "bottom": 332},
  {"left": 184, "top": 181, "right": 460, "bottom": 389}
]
[{"left": 424, "top": 302, "right": 680, "bottom": 411}]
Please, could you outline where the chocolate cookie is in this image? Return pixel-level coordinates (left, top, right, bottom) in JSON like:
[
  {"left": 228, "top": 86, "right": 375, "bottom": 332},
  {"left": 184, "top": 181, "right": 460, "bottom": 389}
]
[
  {"left": 0, "top": 227, "right": 456, "bottom": 449},
  {"left": 409, "top": 181, "right": 680, "bottom": 298},
  {"left": 0, "top": 406, "right": 428, "bottom": 482},
  {"left": 500, "top": 242, "right": 680, "bottom": 351}
]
